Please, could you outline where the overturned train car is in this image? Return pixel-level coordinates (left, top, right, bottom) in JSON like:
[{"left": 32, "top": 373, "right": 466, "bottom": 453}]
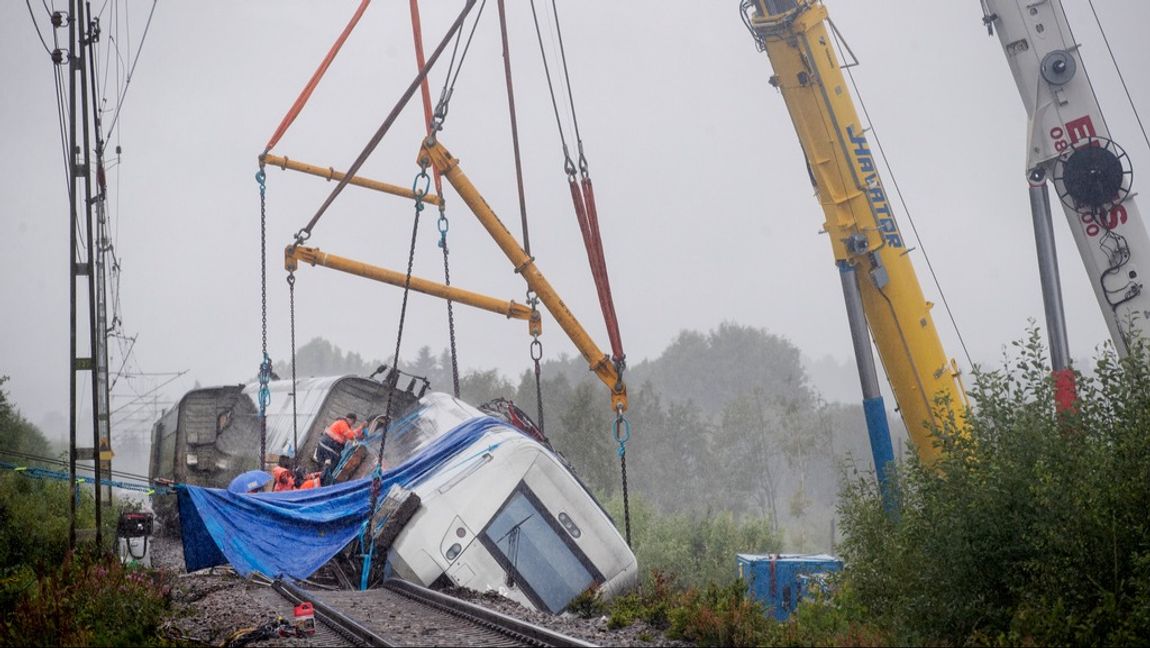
[{"left": 342, "top": 393, "right": 638, "bottom": 613}]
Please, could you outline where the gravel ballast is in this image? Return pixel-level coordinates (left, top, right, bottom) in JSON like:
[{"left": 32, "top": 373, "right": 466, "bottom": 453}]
[{"left": 151, "top": 537, "right": 688, "bottom": 646}]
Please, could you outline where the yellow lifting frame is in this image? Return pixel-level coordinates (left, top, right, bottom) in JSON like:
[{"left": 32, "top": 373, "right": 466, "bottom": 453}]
[
  {"left": 284, "top": 245, "right": 533, "bottom": 321},
  {"left": 264, "top": 153, "right": 444, "bottom": 207},
  {"left": 420, "top": 137, "right": 628, "bottom": 413}
]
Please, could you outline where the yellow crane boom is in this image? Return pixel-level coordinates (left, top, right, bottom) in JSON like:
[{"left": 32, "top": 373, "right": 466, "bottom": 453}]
[{"left": 745, "top": 0, "right": 964, "bottom": 464}]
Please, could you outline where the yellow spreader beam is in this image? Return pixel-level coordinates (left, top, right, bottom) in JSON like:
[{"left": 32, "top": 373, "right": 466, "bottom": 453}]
[
  {"left": 264, "top": 153, "right": 444, "bottom": 206},
  {"left": 421, "top": 138, "right": 628, "bottom": 413},
  {"left": 284, "top": 245, "right": 532, "bottom": 321}
]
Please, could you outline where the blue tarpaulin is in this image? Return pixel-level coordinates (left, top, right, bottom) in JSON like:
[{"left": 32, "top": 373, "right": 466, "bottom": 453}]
[{"left": 177, "top": 415, "right": 507, "bottom": 579}]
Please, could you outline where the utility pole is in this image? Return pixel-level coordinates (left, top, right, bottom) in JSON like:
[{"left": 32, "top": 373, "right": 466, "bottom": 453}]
[
  {"left": 63, "top": 0, "right": 112, "bottom": 549},
  {"left": 85, "top": 0, "right": 114, "bottom": 508}
]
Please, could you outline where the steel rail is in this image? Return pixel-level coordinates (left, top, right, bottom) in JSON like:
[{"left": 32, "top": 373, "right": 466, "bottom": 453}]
[
  {"left": 273, "top": 579, "right": 394, "bottom": 647},
  {"left": 384, "top": 578, "right": 597, "bottom": 647}
]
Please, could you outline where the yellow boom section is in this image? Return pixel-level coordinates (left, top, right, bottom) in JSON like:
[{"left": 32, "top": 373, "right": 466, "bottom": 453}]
[
  {"left": 421, "top": 138, "right": 628, "bottom": 413},
  {"left": 748, "top": 0, "right": 964, "bottom": 462},
  {"left": 264, "top": 153, "right": 443, "bottom": 206},
  {"left": 285, "top": 245, "right": 533, "bottom": 321}
]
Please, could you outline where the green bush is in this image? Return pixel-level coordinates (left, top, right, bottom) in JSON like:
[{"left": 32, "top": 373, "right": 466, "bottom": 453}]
[
  {"left": 667, "top": 579, "right": 773, "bottom": 646},
  {"left": 0, "top": 474, "right": 98, "bottom": 572},
  {"left": 607, "top": 570, "right": 676, "bottom": 630},
  {"left": 0, "top": 551, "right": 173, "bottom": 646},
  {"left": 0, "top": 379, "right": 173, "bottom": 646},
  {"left": 605, "top": 493, "right": 781, "bottom": 589},
  {"left": 838, "top": 328, "right": 1150, "bottom": 645},
  {"left": 769, "top": 578, "right": 892, "bottom": 647}
]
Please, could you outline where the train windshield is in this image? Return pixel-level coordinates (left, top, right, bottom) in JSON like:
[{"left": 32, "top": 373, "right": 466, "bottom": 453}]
[{"left": 480, "top": 484, "right": 603, "bottom": 613}]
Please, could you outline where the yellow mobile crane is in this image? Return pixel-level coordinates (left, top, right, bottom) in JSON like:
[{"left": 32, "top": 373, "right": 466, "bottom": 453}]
[{"left": 741, "top": 0, "right": 966, "bottom": 473}]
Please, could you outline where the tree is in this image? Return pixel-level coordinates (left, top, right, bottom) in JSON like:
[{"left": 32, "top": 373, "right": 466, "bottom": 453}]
[
  {"left": 837, "top": 329, "right": 1150, "bottom": 645},
  {"left": 459, "top": 368, "right": 515, "bottom": 406},
  {"left": 0, "top": 376, "right": 51, "bottom": 461},
  {"left": 272, "top": 337, "right": 382, "bottom": 378},
  {"left": 630, "top": 322, "right": 815, "bottom": 418},
  {"left": 554, "top": 382, "right": 616, "bottom": 497}
]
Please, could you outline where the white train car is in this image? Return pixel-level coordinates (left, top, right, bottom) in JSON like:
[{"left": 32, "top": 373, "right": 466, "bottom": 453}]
[{"left": 363, "top": 393, "right": 638, "bottom": 613}]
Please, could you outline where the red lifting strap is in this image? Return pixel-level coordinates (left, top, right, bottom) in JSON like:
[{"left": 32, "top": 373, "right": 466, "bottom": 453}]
[
  {"left": 264, "top": 0, "right": 372, "bottom": 154},
  {"left": 568, "top": 175, "right": 624, "bottom": 363},
  {"left": 409, "top": 0, "right": 444, "bottom": 196}
]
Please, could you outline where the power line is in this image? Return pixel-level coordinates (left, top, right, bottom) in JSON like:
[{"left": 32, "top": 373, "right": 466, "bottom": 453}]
[
  {"left": 1087, "top": 0, "right": 1150, "bottom": 164},
  {"left": 0, "top": 448, "right": 154, "bottom": 484},
  {"left": 109, "top": 370, "right": 187, "bottom": 416},
  {"left": 104, "top": 0, "right": 156, "bottom": 142},
  {"left": 24, "top": 0, "right": 51, "bottom": 55}
]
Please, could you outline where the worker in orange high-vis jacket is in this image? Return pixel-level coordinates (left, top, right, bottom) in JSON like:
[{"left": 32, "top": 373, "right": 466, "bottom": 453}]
[
  {"left": 296, "top": 471, "right": 324, "bottom": 489},
  {"left": 314, "top": 413, "right": 364, "bottom": 475},
  {"left": 271, "top": 456, "right": 296, "bottom": 492}
]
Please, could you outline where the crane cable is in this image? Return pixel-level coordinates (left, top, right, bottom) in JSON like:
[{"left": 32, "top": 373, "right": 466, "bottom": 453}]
[
  {"left": 497, "top": 0, "right": 546, "bottom": 432},
  {"left": 1086, "top": 1, "right": 1150, "bottom": 171},
  {"left": 409, "top": 0, "right": 460, "bottom": 398},
  {"left": 373, "top": 0, "right": 488, "bottom": 513},
  {"left": 530, "top": 0, "right": 631, "bottom": 544},
  {"left": 530, "top": 1, "right": 626, "bottom": 367},
  {"left": 290, "top": 0, "right": 478, "bottom": 247},
  {"left": 827, "top": 20, "right": 973, "bottom": 370}
]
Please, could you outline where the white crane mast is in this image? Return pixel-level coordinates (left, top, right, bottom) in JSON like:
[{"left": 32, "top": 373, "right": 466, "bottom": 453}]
[{"left": 984, "top": 0, "right": 1150, "bottom": 357}]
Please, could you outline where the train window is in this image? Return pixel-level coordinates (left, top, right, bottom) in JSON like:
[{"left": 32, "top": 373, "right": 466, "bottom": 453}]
[{"left": 479, "top": 483, "right": 604, "bottom": 614}]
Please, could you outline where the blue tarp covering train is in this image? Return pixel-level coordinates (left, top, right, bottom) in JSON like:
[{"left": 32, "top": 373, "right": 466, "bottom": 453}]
[{"left": 176, "top": 416, "right": 507, "bottom": 579}]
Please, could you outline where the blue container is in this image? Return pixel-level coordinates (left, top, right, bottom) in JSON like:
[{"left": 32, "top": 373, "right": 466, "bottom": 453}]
[{"left": 736, "top": 553, "right": 843, "bottom": 621}]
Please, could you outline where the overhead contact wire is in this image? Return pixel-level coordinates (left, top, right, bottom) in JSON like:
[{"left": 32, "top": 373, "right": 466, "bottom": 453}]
[{"left": 104, "top": 0, "right": 156, "bottom": 142}]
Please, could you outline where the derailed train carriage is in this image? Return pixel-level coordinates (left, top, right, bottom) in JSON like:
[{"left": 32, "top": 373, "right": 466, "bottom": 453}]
[
  {"left": 340, "top": 392, "right": 638, "bottom": 613},
  {"left": 148, "top": 373, "right": 422, "bottom": 527},
  {"left": 153, "top": 375, "right": 637, "bottom": 612}
]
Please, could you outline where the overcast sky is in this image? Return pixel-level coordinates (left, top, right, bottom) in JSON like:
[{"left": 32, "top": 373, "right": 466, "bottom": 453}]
[{"left": 2, "top": 1, "right": 1149, "bottom": 443}]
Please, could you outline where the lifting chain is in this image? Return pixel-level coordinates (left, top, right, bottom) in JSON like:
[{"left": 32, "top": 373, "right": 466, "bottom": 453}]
[
  {"left": 375, "top": 158, "right": 430, "bottom": 507},
  {"left": 437, "top": 202, "right": 461, "bottom": 398},
  {"left": 287, "top": 271, "right": 299, "bottom": 464},
  {"left": 614, "top": 404, "right": 632, "bottom": 546},
  {"left": 527, "top": 290, "right": 544, "bottom": 433},
  {"left": 255, "top": 164, "right": 271, "bottom": 469}
]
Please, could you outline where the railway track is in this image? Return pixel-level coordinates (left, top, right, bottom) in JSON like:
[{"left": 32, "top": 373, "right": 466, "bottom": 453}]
[{"left": 271, "top": 578, "right": 596, "bottom": 647}]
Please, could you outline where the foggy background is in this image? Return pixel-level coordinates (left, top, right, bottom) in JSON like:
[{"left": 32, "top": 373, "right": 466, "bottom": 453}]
[{"left": 2, "top": 1, "right": 1149, "bottom": 493}]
